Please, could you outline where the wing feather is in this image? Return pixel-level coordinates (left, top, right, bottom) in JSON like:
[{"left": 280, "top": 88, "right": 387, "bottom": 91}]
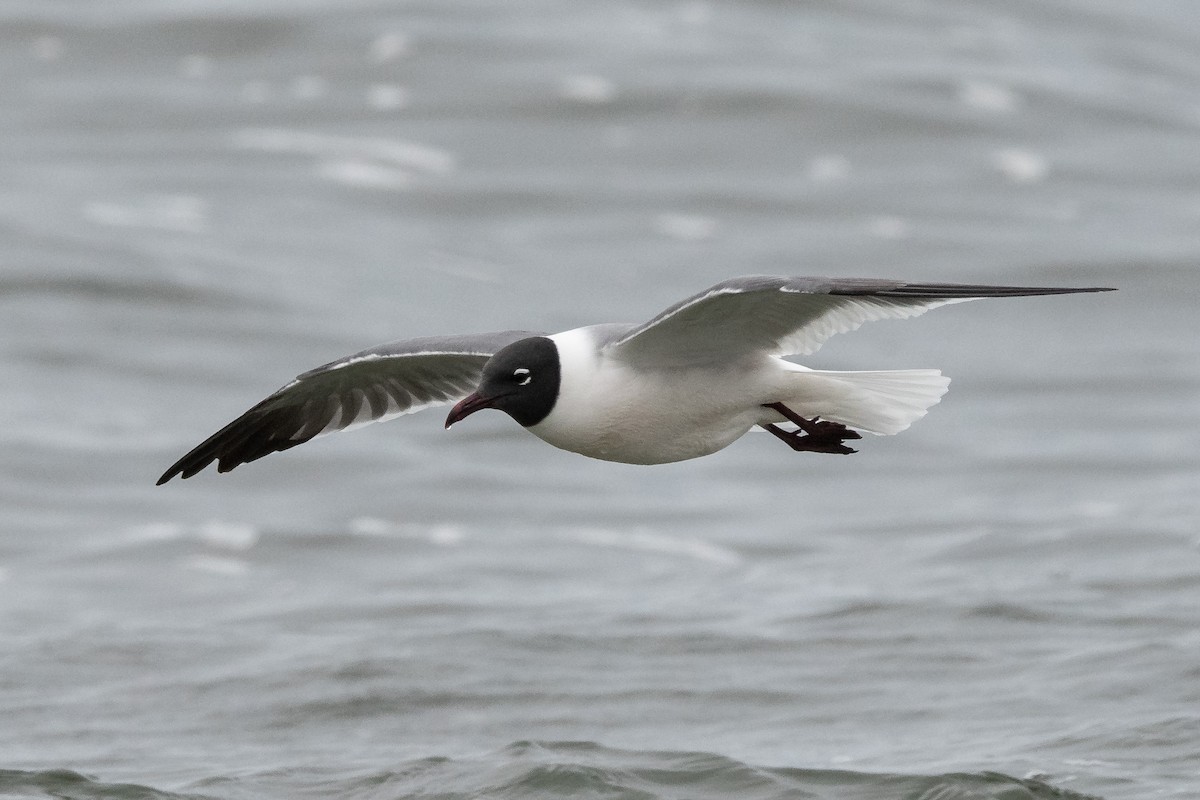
[
  {"left": 607, "top": 276, "right": 1112, "bottom": 366},
  {"left": 157, "top": 330, "right": 540, "bottom": 483}
]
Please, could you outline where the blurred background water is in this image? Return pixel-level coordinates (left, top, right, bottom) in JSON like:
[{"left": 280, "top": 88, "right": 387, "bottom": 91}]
[{"left": 1, "top": 1, "right": 1198, "bottom": 798}]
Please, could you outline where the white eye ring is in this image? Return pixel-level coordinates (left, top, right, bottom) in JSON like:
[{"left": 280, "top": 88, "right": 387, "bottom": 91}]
[{"left": 513, "top": 368, "right": 531, "bottom": 386}]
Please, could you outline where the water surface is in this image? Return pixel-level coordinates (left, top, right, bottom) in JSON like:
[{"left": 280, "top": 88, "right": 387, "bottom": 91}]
[{"left": 1, "top": 1, "right": 1198, "bottom": 798}]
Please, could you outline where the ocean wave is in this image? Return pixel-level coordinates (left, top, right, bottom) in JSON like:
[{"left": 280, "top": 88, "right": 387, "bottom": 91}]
[
  {"left": 1, "top": 742, "right": 1103, "bottom": 799},
  {"left": 0, "top": 769, "right": 210, "bottom": 800}
]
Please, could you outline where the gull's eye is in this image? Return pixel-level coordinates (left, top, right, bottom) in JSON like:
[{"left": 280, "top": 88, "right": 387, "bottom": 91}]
[{"left": 513, "top": 368, "right": 531, "bottom": 386}]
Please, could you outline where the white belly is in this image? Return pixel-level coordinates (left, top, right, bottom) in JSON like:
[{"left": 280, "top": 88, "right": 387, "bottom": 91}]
[{"left": 528, "top": 327, "right": 779, "bottom": 464}]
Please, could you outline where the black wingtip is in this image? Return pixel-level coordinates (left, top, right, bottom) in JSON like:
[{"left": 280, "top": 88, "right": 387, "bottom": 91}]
[
  {"left": 1033, "top": 285, "right": 1117, "bottom": 293},
  {"left": 154, "top": 420, "right": 258, "bottom": 486},
  {"left": 154, "top": 412, "right": 317, "bottom": 486},
  {"left": 156, "top": 457, "right": 190, "bottom": 485},
  {"left": 884, "top": 283, "right": 1117, "bottom": 298},
  {"left": 155, "top": 456, "right": 206, "bottom": 485}
]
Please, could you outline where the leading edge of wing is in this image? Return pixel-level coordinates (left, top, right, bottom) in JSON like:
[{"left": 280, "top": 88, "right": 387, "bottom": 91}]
[
  {"left": 156, "top": 330, "right": 541, "bottom": 484},
  {"left": 606, "top": 275, "right": 1114, "bottom": 365}
]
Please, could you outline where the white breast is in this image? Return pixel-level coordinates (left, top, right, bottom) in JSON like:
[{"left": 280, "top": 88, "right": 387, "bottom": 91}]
[{"left": 528, "top": 326, "right": 775, "bottom": 464}]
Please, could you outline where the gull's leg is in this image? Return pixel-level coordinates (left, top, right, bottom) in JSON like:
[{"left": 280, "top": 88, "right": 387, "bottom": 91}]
[{"left": 760, "top": 402, "right": 860, "bottom": 455}]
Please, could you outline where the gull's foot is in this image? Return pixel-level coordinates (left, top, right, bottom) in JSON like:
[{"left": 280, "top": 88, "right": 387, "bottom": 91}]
[
  {"left": 761, "top": 403, "right": 861, "bottom": 455},
  {"left": 763, "top": 423, "right": 859, "bottom": 455},
  {"left": 804, "top": 417, "right": 862, "bottom": 442}
]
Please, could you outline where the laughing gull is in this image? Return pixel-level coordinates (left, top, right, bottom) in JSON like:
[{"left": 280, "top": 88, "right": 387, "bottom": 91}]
[{"left": 156, "top": 275, "right": 1112, "bottom": 483}]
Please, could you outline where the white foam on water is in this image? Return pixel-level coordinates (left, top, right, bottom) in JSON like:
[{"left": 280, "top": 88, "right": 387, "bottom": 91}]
[
  {"left": 349, "top": 517, "right": 464, "bottom": 546},
  {"left": 560, "top": 74, "right": 618, "bottom": 105},
  {"left": 367, "top": 83, "right": 409, "bottom": 111},
  {"left": 654, "top": 212, "right": 718, "bottom": 241},
  {"left": 865, "top": 216, "right": 910, "bottom": 239},
  {"left": 564, "top": 527, "right": 742, "bottom": 566},
  {"left": 233, "top": 128, "right": 455, "bottom": 175},
  {"left": 348, "top": 516, "right": 400, "bottom": 537},
  {"left": 123, "top": 522, "right": 190, "bottom": 544},
  {"left": 318, "top": 158, "right": 412, "bottom": 190},
  {"left": 1074, "top": 500, "right": 1123, "bottom": 520},
  {"left": 809, "top": 154, "right": 850, "bottom": 183},
  {"left": 113, "top": 521, "right": 258, "bottom": 553},
  {"left": 183, "top": 554, "right": 251, "bottom": 576},
  {"left": 83, "top": 194, "right": 209, "bottom": 233},
  {"left": 992, "top": 148, "right": 1048, "bottom": 183},
  {"left": 427, "top": 525, "right": 465, "bottom": 546},
  {"left": 958, "top": 80, "right": 1020, "bottom": 113},
  {"left": 369, "top": 31, "right": 411, "bottom": 63},
  {"left": 196, "top": 521, "right": 260, "bottom": 551}
]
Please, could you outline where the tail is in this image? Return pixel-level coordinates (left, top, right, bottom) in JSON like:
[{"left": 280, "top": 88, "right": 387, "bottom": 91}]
[{"left": 778, "top": 368, "right": 951, "bottom": 435}]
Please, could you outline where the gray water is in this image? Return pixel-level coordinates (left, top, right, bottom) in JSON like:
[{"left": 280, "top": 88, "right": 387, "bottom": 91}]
[{"left": 2, "top": 1, "right": 1198, "bottom": 798}]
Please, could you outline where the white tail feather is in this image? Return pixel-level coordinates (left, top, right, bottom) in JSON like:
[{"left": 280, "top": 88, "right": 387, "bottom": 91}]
[{"left": 779, "top": 367, "right": 950, "bottom": 435}]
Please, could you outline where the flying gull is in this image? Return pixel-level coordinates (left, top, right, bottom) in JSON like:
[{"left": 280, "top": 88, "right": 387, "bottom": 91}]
[{"left": 156, "top": 275, "right": 1112, "bottom": 483}]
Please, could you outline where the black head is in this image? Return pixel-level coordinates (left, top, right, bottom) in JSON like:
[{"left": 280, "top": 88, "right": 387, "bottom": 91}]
[{"left": 444, "top": 336, "right": 561, "bottom": 429}]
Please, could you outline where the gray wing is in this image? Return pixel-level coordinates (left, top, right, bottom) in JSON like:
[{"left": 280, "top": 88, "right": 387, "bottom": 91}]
[
  {"left": 157, "top": 330, "right": 540, "bottom": 483},
  {"left": 606, "top": 275, "right": 1114, "bottom": 366}
]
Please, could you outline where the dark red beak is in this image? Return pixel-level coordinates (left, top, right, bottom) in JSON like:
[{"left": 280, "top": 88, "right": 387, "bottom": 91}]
[{"left": 445, "top": 391, "right": 497, "bottom": 428}]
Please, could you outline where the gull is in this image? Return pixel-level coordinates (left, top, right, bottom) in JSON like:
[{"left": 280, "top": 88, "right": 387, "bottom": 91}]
[{"left": 156, "top": 275, "right": 1112, "bottom": 484}]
